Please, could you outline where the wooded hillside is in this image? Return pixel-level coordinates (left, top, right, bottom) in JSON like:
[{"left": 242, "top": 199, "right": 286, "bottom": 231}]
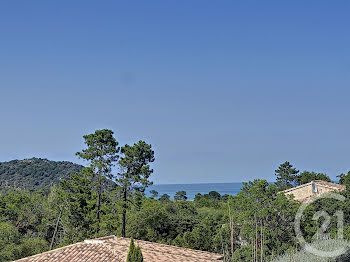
[{"left": 0, "top": 158, "right": 84, "bottom": 189}]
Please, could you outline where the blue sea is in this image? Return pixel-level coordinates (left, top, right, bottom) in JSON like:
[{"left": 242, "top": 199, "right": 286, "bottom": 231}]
[{"left": 146, "top": 182, "right": 243, "bottom": 200}]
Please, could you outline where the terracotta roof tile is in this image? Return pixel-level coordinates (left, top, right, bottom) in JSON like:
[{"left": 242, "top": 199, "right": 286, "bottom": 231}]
[
  {"left": 15, "top": 236, "right": 223, "bottom": 262},
  {"left": 281, "top": 180, "right": 345, "bottom": 194},
  {"left": 16, "top": 242, "right": 121, "bottom": 262},
  {"left": 313, "top": 180, "right": 345, "bottom": 190}
]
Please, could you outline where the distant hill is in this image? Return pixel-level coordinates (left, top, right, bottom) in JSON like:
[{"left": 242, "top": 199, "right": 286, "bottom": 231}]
[{"left": 0, "top": 158, "right": 84, "bottom": 189}]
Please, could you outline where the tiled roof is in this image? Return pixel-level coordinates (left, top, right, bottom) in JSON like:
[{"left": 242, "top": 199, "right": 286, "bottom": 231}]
[
  {"left": 15, "top": 236, "right": 223, "bottom": 262},
  {"left": 312, "top": 180, "right": 345, "bottom": 190},
  {"left": 15, "top": 241, "right": 120, "bottom": 262},
  {"left": 281, "top": 180, "right": 345, "bottom": 194}
]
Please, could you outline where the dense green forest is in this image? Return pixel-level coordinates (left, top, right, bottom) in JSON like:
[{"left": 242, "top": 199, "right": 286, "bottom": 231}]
[
  {"left": 0, "top": 129, "right": 350, "bottom": 261},
  {"left": 0, "top": 158, "right": 83, "bottom": 189}
]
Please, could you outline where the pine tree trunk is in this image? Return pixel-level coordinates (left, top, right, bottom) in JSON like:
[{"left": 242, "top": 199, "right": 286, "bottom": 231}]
[
  {"left": 260, "top": 221, "right": 263, "bottom": 262},
  {"left": 228, "top": 203, "right": 234, "bottom": 260},
  {"left": 255, "top": 218, "right": 258, "bottom": 262},
  {"left": 50, "top": 209, "right": 62, "bottom": 250},
  {"left": 230, "top": 220, "right": 234, "bottom": 260},
  {"left": 96, "top": 178, "right": 102, "bottom": 220},
  {"left": 122, "top": 186, "right": 127, "bottom": 237}
]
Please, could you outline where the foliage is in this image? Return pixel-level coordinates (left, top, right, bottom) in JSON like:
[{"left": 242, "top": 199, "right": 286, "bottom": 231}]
[
  {"left": 1, "top": 136, "right": 349, "bottom": 262},
  {"left": 272, "top": 239, "right": 350, "bottom": 262},
  {"left": 228, "top": 179, "right": 300, "bottom": 261},
  {"left": 0, "top": 158, "right": 83, "bottom": 189},
  {"left": 275, "top": 161, "right": 299, "bottom": 190},
  {"left": 76, "top": 129, "right": 119, "bottom": 221},
  {"left": 174, "top": 191, "right": 187, "bottom": 201},
  {"left": 275, "top": 161, "right": 332, "bottom": 189},
  {"left": 0, "top": 199, "right": 48, "bottom": 261},
  {"left": 208, "top": 191, "right": 221, "bottom": 200},
  {"left": 117, "top": 140, "right": 155, "bottom": 237},
  {"left": 338, "top": 171, "right": 350, "bottom": 186},
  {"left": 126, "top": 238, "right": 135, "bottom": 262},
  {"left": 194, "top": 191, "right": 223, "bottom": 208},
  {"left": 295, "top": 171, "right": 331, "bottom": 186},
  {"left": 150, "top": 190, "right": 158, "bottom": 199},
  {"left": 126, "top": 238, "right": 143, "bottom": 262},
  {"left": 159, "top": 194, "right": 170, "bottom": 201},
  {"left": 57, "top": 169, "right": 99, "bottom": 242},
  {"left": 0, "top": 173, "right": 349, "bottom": 262}
]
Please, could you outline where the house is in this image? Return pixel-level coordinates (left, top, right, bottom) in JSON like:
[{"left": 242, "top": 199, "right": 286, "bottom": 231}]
[
  {"left": 281, "top": 180, "right": 345, "bottom": 203},
  {"left": 15, "top": 235, "right": 224, "bottom": 262}
]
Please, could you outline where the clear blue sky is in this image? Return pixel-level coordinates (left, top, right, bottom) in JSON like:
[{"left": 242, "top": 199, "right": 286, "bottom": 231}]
[{"left": 1, "top": 1, "right": 349, "bottom": 184}]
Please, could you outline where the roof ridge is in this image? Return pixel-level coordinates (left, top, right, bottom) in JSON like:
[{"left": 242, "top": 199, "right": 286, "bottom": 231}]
[
  {"left": 16, "top": 237, "right": 121, "bottom": 262},
  {"left": 281, "top": 182, "right": 313, "bottom": 193},
  {"left": 107, "top": 237, "right": 223, "bottom": 259},
  {"left": 15, "top": 242, "right": 85, "bottom": 260},
  {"left": 93, "top": 235, "right": 117, "bottom": 241},
  {"left": 281, "top": 180, "right": 344, "bottom": 193}
]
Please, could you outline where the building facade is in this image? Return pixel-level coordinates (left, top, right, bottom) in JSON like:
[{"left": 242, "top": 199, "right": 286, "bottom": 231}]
[{"left": 281, "top": 180, "right": 345, "bottom": 203}]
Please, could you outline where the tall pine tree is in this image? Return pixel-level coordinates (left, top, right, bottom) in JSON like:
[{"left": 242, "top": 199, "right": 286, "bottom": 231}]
[
  {"left": 117, "top": 141, "right": 155, "bottom": 237},
  {"left": 76, "top": 129, "right": 119, "bottom": 221},
  {"left": 275, "top": 161, "right": 299, "bottom": 190}
]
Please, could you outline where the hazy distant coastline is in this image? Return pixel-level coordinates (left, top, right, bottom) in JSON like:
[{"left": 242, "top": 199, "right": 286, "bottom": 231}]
[{"left": 146, "top": 182, "right": 243, "bottom": 200}]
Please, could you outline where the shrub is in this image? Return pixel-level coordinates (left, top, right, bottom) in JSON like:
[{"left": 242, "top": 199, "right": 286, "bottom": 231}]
[
  {"left": 272, "top": 239, "right": 350, "bottom": 262},
  {"left": 126, "top": 238, "right": 143, "bottom": 262}
]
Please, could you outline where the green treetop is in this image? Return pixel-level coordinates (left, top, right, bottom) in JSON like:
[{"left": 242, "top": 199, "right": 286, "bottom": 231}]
[
  {"left": 174, "top": 191, "right": 187, "bottom": 201},
  {"left": 295, "top": 171, "right": 331, "bottom": 186},
  {"left": 275, "top": 161, "right": 299, "bottom": 190}
]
